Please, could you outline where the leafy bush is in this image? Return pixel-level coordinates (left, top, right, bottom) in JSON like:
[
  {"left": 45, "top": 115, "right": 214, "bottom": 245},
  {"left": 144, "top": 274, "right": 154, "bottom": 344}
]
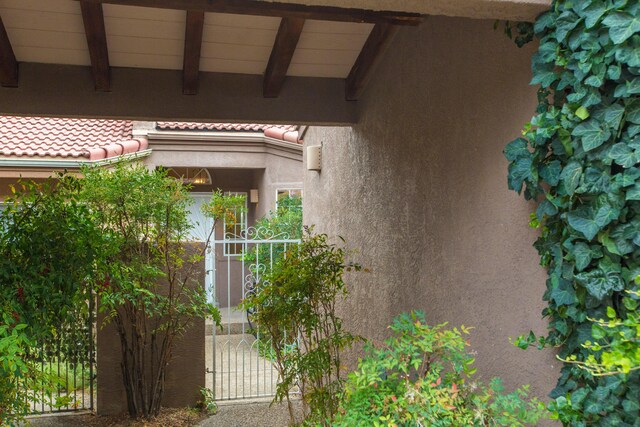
[
  {"left": 79, "top": 165, "right": 232, "bottom": 419},
  {"left": 504, "top": 1, "right": 640, "bottom": 424},
  {"left": 242, "top": 229, "right": 362, "bottom": 426},
  {"left": 334, "top": 311, "right": 546, "bottom": 427},
  {"left": 0, "top": 177, "right": 102, "bottom": 425}
]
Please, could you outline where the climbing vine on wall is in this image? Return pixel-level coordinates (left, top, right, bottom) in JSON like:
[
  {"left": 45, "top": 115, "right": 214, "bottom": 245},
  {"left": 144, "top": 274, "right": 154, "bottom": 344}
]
[{"left": 504, "top": 1, "right": 640, "bottom": 425}]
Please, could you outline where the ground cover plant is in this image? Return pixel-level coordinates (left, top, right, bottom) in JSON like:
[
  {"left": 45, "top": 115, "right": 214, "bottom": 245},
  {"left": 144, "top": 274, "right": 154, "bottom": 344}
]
[
  {"left": 242, "top": 229, "right": 362, "bottom": 426},
  {"left": 505, "top": 0, "right": 640, "bottom": 424},
  {"left": 334, "top": 311, "right": 546, "bottom": 427}
]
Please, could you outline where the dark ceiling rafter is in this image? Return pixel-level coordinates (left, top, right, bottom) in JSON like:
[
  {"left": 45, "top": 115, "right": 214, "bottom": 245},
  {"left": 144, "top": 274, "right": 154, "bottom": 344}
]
[
  {"left": 80, "top": 0, "right": 111, "bottom": 91},
  {"left": 182, "top": 10, "right": 205, "bottom": 95},
  {"left": 263, "top": 17, "right": 305, "bottom": 98},
  {"left": 345, "top": 23, "right": 397, "bottom": 101},
  {"left": 0, "top": 16, "right": 18, "bottom": 87},
  {"left": 77, "top": 0, "right": 422, "bottom": 26}
]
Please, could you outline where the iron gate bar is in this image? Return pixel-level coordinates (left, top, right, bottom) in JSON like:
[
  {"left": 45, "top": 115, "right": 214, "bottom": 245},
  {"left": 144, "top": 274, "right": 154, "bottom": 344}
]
[{"left": 208, "top": 227, "right": 299, "bottom": 401}]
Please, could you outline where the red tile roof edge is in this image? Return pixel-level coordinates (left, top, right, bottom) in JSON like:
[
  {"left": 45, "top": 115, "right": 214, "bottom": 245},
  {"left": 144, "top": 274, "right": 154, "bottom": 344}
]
[
  {"left": 156, "top": 122, "right": 302, "bottom": 144},
  {"left": 84, "top": 138, "right": 148, "bottom": 161}
]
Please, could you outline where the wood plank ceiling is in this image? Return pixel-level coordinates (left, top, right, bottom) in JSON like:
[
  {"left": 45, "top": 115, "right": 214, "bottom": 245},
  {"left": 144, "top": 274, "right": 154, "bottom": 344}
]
[{"left": 0, "top": 0, "right": 421, "bottom": 99}]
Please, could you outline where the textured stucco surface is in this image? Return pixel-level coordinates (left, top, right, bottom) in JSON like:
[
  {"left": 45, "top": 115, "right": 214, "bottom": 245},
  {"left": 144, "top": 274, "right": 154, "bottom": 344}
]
[
  {"left": 261, "top": 0, "right": 550, "bottom": 21},
  {"left": 304, "top": 16, "right": 559, "bottom": 404},
  {"left": 96, "top": 244, "right": 206, "bottom": 415}
]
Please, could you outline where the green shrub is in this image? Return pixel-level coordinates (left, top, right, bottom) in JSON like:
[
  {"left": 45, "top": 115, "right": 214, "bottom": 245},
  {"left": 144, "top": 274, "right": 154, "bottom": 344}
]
[
  {"left": 242, "top": 229, "right": 362, "bottom": 426},
  {"left": 334, "top": 311, "right": 546, "bottom": 427},
  {"left": 504, "top": 1, "right": 640, "bottom": 424}
]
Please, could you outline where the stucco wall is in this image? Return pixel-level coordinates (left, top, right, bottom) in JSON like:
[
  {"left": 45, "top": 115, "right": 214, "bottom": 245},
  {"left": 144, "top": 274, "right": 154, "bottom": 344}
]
[
  {"left": 304, "top": 15, "right": 558, "bottom": 402},
  {"left": 96, "top": 244, "right": 206, "bottom": 415}
]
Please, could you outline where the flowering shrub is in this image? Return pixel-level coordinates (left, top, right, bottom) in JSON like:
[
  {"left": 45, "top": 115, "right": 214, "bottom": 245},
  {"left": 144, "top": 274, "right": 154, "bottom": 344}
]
[{"left": 334, "top": 311, "right": 546, "bottom": 427}]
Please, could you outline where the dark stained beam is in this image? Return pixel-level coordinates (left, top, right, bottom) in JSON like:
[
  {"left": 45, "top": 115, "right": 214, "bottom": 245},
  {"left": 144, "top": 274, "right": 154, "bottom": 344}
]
[
  {"left": 77, "top": 0, "right": 422, "bottom": 26},
  {"left": 80, "top": 1, "right": 110, "bottom": 91},
  {"left": 345, "top": 23, "right": 397, "bottom": 101},
  {"left": 263, "top": 17, "right": 304, "bottom": 98},
  {"left": 0, "top": 17, "right": 18, "bottom": 87},
  {"left": 0, "top": 63, "right": 357, "bottom": 124},
  {"left": 183, "top": 10, "right": 205, "bottom": 95}
]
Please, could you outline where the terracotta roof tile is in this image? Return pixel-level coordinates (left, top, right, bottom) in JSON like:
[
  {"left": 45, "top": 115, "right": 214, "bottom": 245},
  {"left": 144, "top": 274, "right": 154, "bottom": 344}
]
[
  {"left": 156, "top": 122, "right": 298, "bottom": 133},
  {"left": 0, "top": 116, "right": 145, "bottom": 160}
]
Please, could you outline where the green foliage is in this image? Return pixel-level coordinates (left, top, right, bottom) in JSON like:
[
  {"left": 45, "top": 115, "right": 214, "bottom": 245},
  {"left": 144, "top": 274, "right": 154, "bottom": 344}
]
[
  {"left": 197, "top": 387, "right": 217, "bottom": 415},
  {"left": 79, "top": 164, "right": 221, "bottom": 419},
  {"left": 495, "top": 20, "right": 535, "bottom": 47},
  {"left": 242, "top": 229, "right": 362, "bottom": 426},
  {"left": 561, "top": 290, "right": 640, "bottom": 377},
  {"left": 0, "top": 177, "right": 102, "bottom": 425},
  {"left": 243, "top": 194, "right": 302, "bottom": 265},
  {"left": 505, "top": 1, "right": 640, "bottom": 424},
  {"left": 334, "top": 311, "right": 546, "bottom": 427}
]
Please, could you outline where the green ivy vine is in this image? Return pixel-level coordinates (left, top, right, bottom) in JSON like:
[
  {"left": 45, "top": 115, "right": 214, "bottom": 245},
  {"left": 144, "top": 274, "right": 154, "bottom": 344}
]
[{"left": 504, "top": 1, "right": 640, "bottom": 425}]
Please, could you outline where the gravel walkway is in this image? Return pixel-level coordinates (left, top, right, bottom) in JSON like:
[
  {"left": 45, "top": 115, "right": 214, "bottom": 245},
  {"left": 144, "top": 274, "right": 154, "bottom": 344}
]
[{"left": 198, "top": 399, "right": 301, "bottom": 427}]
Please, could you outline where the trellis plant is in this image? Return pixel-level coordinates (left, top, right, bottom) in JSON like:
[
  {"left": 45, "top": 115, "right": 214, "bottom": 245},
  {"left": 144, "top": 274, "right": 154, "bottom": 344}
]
[{"left": 504, "top": 1, "right": 640, "bottom": 425}]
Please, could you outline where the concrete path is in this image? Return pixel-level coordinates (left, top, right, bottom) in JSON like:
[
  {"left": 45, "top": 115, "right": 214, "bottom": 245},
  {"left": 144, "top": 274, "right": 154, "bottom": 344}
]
[{"left": 198, "top": 400, "right": 301, "bottom": 427}]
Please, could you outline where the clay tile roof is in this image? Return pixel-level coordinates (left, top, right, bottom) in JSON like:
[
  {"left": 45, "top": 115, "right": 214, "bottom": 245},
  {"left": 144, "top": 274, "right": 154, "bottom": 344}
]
[
  {"left": 0, "top": 116, "right": 147, "bottom": 161},
  {"left": 156, "top": 122, "right": 302, "bottom": 143}
]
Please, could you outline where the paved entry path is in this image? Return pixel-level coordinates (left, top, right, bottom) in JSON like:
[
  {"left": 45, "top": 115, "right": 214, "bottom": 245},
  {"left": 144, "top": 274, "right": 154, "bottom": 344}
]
[
  {"left": 197, "top": 400, "right": 301, "bottom": 427},
  {"left": 206, "top": 308, "right": 280, "bottom": 400}
]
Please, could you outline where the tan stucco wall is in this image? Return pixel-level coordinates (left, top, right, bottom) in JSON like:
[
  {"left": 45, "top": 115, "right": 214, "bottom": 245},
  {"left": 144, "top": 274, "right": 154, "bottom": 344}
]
[
  {"left": 303, "top": 15, "right": 558, "bottom": 404},
  {"left": 270, "top": 0, "right": 550, "bottom": 21},
  {"left": 97, "top": 244, "right": 206, "bottom": 415}
]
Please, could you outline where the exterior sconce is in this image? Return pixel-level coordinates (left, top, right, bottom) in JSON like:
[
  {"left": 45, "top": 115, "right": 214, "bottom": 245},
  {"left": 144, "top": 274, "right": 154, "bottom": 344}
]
[
  {"left": 307, "top": 144, "right": 322, "bottom": 171},
  {"left": 250, "top": 189, "right": 259, "bottom": 204}
]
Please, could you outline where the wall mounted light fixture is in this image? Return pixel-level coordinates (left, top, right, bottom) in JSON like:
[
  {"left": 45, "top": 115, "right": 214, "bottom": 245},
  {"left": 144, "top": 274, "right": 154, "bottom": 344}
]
[{"left": 307, "top": 144, "right": 322, "bottom": 171}]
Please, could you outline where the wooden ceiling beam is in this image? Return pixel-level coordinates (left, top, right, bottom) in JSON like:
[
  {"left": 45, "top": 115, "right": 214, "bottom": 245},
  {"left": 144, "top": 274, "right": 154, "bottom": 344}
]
[
  {"left": 345, "top": 23, "right": 397, "bottom": 101},
  {"left": 183, "top": 10, "right": 205, "bottom": 95},
  {"left": 80, "top": 1, "right": 110, "bottom": 91},
  {"left": 77, "top": 0, "right": 422, "bottom": 26},
  {"left": 263, "top": 17, "right": 305, "bottom": 98},
  {"left": 0, "top": 17, "right": 18, "bottom": 87}
]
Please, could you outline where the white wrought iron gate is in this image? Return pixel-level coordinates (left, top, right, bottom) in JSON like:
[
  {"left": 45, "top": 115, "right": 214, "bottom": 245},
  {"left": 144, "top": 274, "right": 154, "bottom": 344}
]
[{"left": 206, "top": 226, "right": 299, "bottom": 401}]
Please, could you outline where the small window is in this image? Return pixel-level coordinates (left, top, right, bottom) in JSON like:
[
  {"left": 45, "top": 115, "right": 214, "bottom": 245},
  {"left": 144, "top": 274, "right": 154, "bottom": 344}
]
[{"left": 223, "top": 191, "right": 248, "bottom": 256}]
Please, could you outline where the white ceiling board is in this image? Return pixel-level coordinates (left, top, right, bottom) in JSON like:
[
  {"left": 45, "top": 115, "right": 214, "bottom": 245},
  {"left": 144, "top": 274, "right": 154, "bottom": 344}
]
[
  {"left": 103, "top": 4, "right": 185, "bottom": 70},
  {"left": 200, "top": 12, "right": 280, "bottom": 75},
  {"left": 109, "top": 51, "right": 182, "bottom": 70},
  {"left": 204, "top": 12, "right": 281, "bottom": 30},
  {"left": 0, "top": 1, "right": 89, "bottom": 65},
  {"left": 0, "top": 7, "right": 85, "bottom": 33},
  {"left": 14, "top": 46, "right": 89, "bottom": 66},
  {"left": 0, "top": 0, "right": 80, "bottom": 14},
  {"left": 102, "top": 4, "right": 184, "bottom": 22},
  {"left": 200, "top": 57, "right": 266, "bottom": 75},
  {"left": 7, "top": 28, "right": 86, "bottom": 51}
]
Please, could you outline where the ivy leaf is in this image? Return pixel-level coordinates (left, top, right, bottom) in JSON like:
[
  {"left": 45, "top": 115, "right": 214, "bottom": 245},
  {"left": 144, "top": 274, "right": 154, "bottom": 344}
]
[
  {"left": 576, "top": 106, "right": 590, "bottom": 120},
  {"left": 615, "top": 40, "right": 640, "bottom": 67},
  {"left": 626, "top": 99, "right": 640, "bottom": 125},
  {"left": 573, "top": 120, "right": 611, "bottom": 151},
  {"left": 537, "top": 199, "right": 558, "bottom": 221},
  {"left": 573, "top": 242, "right": 594, "bottom": 271},
  {"left": 602, "top": 12, "right": 640, "bottom": 44},
  {"left": 626, "top": 183, "right": 640, "bottom": 201},
  {"left": 614, "top": 78, "right": 640, "bottom": 97},
  {"left": 507, "top": 157, "right": 534, "bottom": 193},
  {"left": 540, "top": 160, "right": 562, "bottom": 186},
  {"left": 608, "top": 143, "right": 637, "bottom": 168},
  {"left": 504, "top": 138, "right": 529, "bottom": 161},
  {"left": 550, "top": 279, "right": 578, "bottom": 306},
  {"left": 575, "top": 269, "right": 624, "bottom": 299},
  {"left": 604, "top": 104, "right": 625, "bottom": 130},
  {"left": 567, "top": 203, "right": 616, "bottom": 241},
  {"left": 583, "top": 2, "right": 607, "bottom": 29},
  {"left": 560, "top": 161, "right": 583, "bottom": 195}
]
